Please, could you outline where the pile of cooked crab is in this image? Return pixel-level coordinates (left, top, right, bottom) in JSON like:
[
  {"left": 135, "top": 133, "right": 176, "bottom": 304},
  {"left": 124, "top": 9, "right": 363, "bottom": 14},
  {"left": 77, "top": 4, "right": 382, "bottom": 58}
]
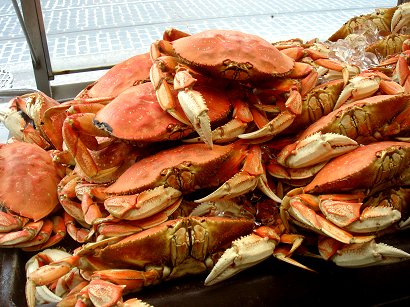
[{"left": 1, "top": 3, "right": 410, "bottom": 307}]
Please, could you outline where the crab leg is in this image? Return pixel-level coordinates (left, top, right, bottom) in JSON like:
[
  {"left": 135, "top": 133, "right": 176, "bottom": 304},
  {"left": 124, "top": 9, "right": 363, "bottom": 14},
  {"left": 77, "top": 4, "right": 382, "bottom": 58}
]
[
  {"left": 25, "top": 248, "right": 74, "bottom": 307},
  {"left": 2, "top": 219, "right": 52, "bottom": 249},
  {"left": 267, "top": 160, "right": 326, "bottom": 183},
  {"left": 183, "top": 97, "right": 252, "bottom": 144},
  {"left": 195, "top": 145, "right": 281, "bottom": 203},
  {"left": 282, "top": 194, "right": 375, "bottom": 244},
  {"left": 175, "top": 70, "right": 213, "bottom": 148},
  {"left": 238, "top": 88, "right": 301, "bottom": 141},
  {"left": 149, "top": 57, "right": 191, "bottom": 125},
  {"left": 75, "top": 279, "right": 125, "bottom": 307},
  {"left": 81, "top": 193, "right": 103, "bottom": 225},
  {"left": 277, "top": 132, "right": 359, "bottom": 168},
  {"left": 23, "top": 216, "right": 66, "bottom": 252},
  {"left": 91, "top": 269, "right": 160, "bottom": 293},
  {"left": 0, "top": 211, "right": 29, "bottom": 232},
  {"left": 293, "top": 191, "right": 403, "bottom": 234},
  {"left": 63, "top": 112, "right": 110, "bottom": 179},
  {"left": 150, "top": 56, "right": 213, "bottom": 148},
  {"left": 94, "top": 211, "right": 172, "bottom": 238},
  {"left": 396, "top": 50, "right": 410, "bottom": 93},
  {"left": 238, "top": 72, "right": 342, "bottom": 142},
  {"left": 29, "top": 254, "right": 81, "bottom": 287},
  {"left": 0, "top": 220, "right": 44, "bottom": 246},
  {"left": 163, "top": 27, "right": 191, "bottom": 41},
  {"left": 58, "top": 173, "right": 88, "bottom": 226},
  {"left": 331, "top": 239, "right": 410, "bottom": 267},
  {"left": 56, "top": 278, "right": 153, "bottom": 307},
  {"left": 63, "top": 212, "right": 90, "bottom": 243},
  {"left": 314, "top": 58, "right": 352, "bottom": 85},
  {"left": 0, "top": 109, "right": 51, "bottom": 149},
  {"left": 182, "top": 118, "right": 248, "bottom": 144},
  {"left": 3, "top": 92, "right": 64, "bottom": 150},
  {"left": 334, "top": 71, "right": 405, "bottom": 110},
  {"left": 344, "top": 206, "right": 401, "bottom": 233},
  {"left": 334, "top": 74, "right": 381, "bottom": 110},
  {"left": 343, "top": 187, "right": 409, "bottom": 233},
  {"left": 104, "top": 186, "right": 182, "bottom": 220},
  {"left": 391, "top": 3, "right": 410, "bottom": 34},
  {"left": 205, "top": 232, "right": 276, "bottom": 286},
  {"left": 205, "top": 226, "right": 309, "bottom": 286}
]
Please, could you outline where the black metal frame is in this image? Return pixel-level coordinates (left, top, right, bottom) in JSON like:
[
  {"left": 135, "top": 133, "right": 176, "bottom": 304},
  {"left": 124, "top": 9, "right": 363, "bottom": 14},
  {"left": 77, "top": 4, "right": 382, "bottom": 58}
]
[
  {"left": 16, "top": 0, "right": 52, "bottom": 95},
  {"left": 15, "top": 0, "right": 113, "bottom": 100}
]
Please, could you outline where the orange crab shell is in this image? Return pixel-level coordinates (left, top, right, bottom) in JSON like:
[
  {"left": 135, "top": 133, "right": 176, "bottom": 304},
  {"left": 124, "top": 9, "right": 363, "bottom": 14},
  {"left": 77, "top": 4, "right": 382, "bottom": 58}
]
[
  {"left": 77, "top": 52, "right": 152, "bottom": 100},
  {"left": 297, "top": 94, "right": 410, "bottom": 143},
  {"left": 171, "top": 29, "right": 294, "bottom": 80},
  {"left": 105, "top": 142, "right": 241, "bottom": 195},
  {"left": 0, "top": 142, "right": 61, "bottom": 221},
  {"left": 304, "top": 141, "right": 410, "bottom": 194},
  {"left": 94, "top": 82, "right": 231, "bottom": 142}
]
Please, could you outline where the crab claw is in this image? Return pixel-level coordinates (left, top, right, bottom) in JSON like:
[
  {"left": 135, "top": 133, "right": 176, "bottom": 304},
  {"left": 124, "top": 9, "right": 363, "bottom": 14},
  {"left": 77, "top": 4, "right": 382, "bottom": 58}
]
[
  {"left": 283, "top": 194, "right": 375, "bottom": 244},
  {"left": 195, "top": 145, "right": 282, "bottom": 203},
  {"left": 344, "top": 206, "right": 402, "bottom": 233},
  {"left": 204, "top": 233, "right": 276, "bottom": 286},
  {"left": 177, "top": 89, "right": 212, "bottom": 148},
  {"left": 334, "top": 72, "right": 405, "bottom": 110},
  {"left": 277, "top": 132, "right": 359, "bottom": 168},
  {"left": 25, "top": 249, "right": 72, "bottom": 307},
  {"left": 29, "top": 255, "right": 80, "bottom": 286},
  {"left": 86, "top": 279, "right": 126, "bottom": 307},
  {"left": 391, "top": 2, "right": 410, "bottom": 34},
  {"left": 103, "top": 186, "right": 182, "bottom": 220},
  {"left": 333, "top": 74, "right": 381, "bottom": 110},
  {"left": 238, "top": 88, "right": 301, "bottom": 141},
  {"left": 331, "top": 239, "right": 410, "bottom": 268},
  {"left": 174, "top": 70, "right": 213, "bottom": 148}
]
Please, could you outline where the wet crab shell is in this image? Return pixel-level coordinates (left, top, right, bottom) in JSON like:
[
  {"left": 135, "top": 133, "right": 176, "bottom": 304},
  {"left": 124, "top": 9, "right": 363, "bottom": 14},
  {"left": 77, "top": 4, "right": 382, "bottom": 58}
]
[
  {"left": 93, "top": 82, "right": 232, "bottom": 142},
  {"left": 304, "top": 141, "right": 410, "bottom": 194},
  {"left": 0, "top": 142, "right": 61, "bottom": 221},
  {"left": 170, "top": 29, "right": 294, "bottom": 81},
  {"left": 105, "top": 142, "right": 239, "bottom": 195}
]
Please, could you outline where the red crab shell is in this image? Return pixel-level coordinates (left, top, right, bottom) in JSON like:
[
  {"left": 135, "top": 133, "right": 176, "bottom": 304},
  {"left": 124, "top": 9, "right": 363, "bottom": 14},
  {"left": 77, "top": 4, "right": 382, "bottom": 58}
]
[
  {"left": 105, "top": 142, "right": 239, "bottom": 195},
  {"left": 171, "top": 29, "right": 294, "bottom": 80},
  {"left": 0, "top": 142, "right": 61, "bottom": 221},
  {"left": 94, "top": 82, "right": 232, "bottom": 142},
  {"left": 304, "top": 141, "right": 410, "bottom": 194}
]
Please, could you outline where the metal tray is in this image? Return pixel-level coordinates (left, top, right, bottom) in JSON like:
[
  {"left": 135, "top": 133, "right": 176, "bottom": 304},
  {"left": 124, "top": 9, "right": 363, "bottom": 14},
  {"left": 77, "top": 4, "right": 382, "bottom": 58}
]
[{"left": 1, "top": 228, "right": 409, "bottom": 307}]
